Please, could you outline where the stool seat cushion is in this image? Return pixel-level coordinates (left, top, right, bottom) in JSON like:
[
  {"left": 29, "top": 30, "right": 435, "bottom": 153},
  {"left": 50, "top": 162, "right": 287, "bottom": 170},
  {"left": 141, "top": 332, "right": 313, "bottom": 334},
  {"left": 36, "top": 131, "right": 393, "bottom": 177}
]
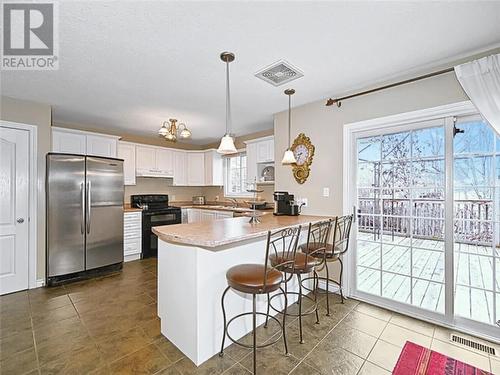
[
  {"left": 298, "top": 242, "right": 340, "bottom": 261},
  {"left": 226, "top": 264, "right": 283, "bottom": 294},
  {"left": 269, "top": 252, "right": 319, "bottom": 273}
]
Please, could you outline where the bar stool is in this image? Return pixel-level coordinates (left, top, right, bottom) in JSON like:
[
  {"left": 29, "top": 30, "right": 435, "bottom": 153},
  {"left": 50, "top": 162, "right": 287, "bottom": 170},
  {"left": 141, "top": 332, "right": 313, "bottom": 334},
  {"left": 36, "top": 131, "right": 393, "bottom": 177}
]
[
  {"left": 267, "top": 219, "right": 332, "bottom": 344},
  {"left": 299, "top": 215, "right": 353, "bottom": 316},
  {"left": 219, "top": 226, "right": 301, "bottom": 375}
]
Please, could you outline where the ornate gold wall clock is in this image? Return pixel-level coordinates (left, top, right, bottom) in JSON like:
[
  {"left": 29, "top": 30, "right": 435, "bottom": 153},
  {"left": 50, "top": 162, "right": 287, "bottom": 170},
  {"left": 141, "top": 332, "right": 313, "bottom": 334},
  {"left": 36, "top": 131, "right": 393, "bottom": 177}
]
[{"left": 291, "top": 133, "right": 315, "bottom": 184}]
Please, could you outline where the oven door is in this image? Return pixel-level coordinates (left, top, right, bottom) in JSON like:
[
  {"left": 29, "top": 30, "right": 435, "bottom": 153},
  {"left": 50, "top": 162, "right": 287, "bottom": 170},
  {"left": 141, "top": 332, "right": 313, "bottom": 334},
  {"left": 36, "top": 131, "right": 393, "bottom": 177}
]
[{"left": 142, "top": 210, "right": 181, "bottom": 258}]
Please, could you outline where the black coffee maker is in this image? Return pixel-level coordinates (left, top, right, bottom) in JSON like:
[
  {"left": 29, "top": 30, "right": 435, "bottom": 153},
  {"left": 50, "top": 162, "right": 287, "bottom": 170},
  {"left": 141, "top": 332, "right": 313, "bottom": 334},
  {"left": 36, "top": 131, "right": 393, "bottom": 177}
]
[{"left": 273, "top": 191, "right": 295, "bottom": 216}]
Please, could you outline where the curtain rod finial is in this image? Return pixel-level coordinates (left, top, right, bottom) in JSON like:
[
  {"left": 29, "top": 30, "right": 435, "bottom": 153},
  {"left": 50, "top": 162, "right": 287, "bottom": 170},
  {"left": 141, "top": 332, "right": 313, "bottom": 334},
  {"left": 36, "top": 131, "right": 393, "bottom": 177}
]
[{"left": 325, "top": 98, "right": 341, "bottom": 107}]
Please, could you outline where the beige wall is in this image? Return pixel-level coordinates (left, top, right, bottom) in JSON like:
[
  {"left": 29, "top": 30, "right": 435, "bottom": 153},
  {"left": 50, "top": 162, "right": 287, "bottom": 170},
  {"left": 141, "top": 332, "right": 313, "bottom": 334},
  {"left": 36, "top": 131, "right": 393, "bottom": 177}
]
[
  {"left": 274, "top": 72, "right": 468, "bottom": 217},
  {"left": 124, "top": 178, "right": 204, "bottom": 203},
  {"left": 1, "top": 96, "right": 52, "bottom": 280}
]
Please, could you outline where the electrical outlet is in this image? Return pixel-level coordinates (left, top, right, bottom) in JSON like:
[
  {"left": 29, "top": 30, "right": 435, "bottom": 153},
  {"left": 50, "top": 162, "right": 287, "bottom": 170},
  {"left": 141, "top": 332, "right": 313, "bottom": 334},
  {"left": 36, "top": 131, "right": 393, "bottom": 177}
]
[
  {"left": 323, "top": 187, "right": 330, "bottom": 197},
  {"left": 301, "top": 198, "right": 308, "bottom": 207},
  {"left": 215, "top": 195, "right": 219, "bottom": 202},
  {"left": 171, "top": 195, "right": 176, "bottom": 201}
]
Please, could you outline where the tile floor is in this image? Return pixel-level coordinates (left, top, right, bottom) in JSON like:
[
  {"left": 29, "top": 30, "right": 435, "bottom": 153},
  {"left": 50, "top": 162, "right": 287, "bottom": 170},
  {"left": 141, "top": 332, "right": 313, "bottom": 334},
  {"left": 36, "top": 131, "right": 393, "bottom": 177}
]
[{"left": 0, "top": 258, "right": 498, "bottom": 374}]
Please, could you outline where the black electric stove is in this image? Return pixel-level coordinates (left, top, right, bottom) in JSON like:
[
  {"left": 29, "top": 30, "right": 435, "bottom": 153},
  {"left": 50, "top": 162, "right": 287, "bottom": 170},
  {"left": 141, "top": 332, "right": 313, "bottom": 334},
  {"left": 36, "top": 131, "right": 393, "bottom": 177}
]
[{"left": 131, "top": 194, "right": 181, "bottom": 258}]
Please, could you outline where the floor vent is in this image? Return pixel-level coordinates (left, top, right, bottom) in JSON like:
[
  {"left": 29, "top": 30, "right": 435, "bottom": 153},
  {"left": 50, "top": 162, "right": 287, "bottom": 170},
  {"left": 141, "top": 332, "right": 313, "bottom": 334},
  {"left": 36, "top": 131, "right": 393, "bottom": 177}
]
[
  {"left": 254, "top": 60, "right": 304, "bottom": 87},
  {"left": 451, "top": 334, "right": 496, "bottom": 356}
]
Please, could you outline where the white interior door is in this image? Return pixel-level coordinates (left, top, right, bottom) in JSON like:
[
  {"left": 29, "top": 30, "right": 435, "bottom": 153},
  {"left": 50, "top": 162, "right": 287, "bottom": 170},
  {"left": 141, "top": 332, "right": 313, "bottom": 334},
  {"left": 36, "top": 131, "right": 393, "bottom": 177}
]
[{"left": 0, "top": 126, "right": 30, "bottom": 295}]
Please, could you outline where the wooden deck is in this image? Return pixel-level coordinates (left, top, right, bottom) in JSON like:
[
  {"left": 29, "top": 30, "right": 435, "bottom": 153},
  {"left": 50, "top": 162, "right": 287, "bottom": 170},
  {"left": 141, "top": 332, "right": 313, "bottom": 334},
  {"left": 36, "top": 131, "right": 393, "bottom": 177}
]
[{"left": 356, "top": 231, "right": 499, "bottom": 324}]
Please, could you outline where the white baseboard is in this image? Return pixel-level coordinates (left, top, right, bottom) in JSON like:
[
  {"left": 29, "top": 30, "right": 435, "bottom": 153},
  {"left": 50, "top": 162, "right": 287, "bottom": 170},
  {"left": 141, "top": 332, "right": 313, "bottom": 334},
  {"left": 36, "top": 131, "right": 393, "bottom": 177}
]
[{"left": 317, "top": 279, "right": 341, "bottom": 294}]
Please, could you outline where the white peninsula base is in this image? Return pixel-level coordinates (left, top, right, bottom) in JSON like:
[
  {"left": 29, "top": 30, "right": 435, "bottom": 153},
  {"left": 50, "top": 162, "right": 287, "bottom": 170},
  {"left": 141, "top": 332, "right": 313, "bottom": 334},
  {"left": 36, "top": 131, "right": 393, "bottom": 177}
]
[{"left": 157, "top": 237, "right": 303, "bottom": 366}]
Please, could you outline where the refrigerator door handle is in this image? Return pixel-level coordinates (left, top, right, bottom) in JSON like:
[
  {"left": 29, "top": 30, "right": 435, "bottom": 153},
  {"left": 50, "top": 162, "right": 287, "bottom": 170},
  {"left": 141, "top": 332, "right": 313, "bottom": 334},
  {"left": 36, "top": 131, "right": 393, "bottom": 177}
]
[
  {"left": 80, "top": 182, "right": 85, "bottom": 234},
  {"left": 86, "top": 180, "right": 91, "bottom": 234}
]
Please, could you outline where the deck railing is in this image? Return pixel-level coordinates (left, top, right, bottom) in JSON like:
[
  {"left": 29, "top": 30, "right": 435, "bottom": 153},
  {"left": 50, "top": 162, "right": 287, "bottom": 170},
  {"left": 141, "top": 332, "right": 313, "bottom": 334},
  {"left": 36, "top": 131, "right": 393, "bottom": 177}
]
[{"left": 358, "top": 198, "right": 495, "bottom": 245}]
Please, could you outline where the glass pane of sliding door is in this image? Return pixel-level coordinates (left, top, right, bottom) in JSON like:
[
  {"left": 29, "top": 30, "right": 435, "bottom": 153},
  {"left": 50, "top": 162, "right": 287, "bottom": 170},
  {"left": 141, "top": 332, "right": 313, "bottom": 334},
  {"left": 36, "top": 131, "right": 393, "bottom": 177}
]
[
  {"left": 356, "top": 123, "right": 446, "bottom": 314},
  {"left": 453, "top": 117, "right": 500, "bottom": 327}
]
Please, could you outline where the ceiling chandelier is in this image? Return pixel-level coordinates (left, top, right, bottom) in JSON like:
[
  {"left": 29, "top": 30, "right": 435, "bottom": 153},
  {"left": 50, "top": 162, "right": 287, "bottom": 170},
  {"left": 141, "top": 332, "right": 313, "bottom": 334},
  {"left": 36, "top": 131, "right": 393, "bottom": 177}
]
[
  {"left": 158, "top": 118, "right": 192, "bottom": 142},
  {"left": 217, "top": 51, "right": 238, "bottom": 154}
]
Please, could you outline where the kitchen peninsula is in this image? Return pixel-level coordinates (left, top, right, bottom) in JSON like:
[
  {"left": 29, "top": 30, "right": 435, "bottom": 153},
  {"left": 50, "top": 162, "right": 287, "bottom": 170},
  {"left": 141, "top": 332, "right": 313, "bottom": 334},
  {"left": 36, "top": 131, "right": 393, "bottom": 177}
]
[{"left": 152, "top": 214, "right": 329, "bottom": 366}]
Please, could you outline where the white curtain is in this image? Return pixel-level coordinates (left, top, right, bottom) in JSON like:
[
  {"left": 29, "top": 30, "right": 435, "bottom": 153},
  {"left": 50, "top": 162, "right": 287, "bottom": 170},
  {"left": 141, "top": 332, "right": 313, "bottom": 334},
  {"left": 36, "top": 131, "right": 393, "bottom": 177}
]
[{"left": 455, "top": 53, "right": 500, "bottom": 135}]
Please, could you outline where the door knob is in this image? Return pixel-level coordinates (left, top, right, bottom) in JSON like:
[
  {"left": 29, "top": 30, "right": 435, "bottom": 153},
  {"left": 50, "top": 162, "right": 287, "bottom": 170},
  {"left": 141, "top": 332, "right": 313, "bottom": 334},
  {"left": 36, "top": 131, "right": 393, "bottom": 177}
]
[{"left": 17, "top": 218, "right": 24, "bottom": 224}]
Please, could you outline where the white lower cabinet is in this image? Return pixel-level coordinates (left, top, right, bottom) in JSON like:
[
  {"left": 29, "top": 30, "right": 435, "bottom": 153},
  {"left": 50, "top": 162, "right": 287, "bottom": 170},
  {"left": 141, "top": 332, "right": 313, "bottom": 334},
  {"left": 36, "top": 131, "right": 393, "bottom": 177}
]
[
  {"left": 124, "top": 211, "right": 142, "bottom": 262},
  {"left": 186, "top": 208, "right": 233, "bottom": 224}
]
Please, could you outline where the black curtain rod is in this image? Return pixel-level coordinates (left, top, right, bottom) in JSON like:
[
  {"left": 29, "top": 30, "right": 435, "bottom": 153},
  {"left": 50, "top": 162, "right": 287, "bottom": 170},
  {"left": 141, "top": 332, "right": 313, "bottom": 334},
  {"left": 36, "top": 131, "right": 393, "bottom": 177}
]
[{"left": 325, "top": 67, "right": 455, "bottom": 107}]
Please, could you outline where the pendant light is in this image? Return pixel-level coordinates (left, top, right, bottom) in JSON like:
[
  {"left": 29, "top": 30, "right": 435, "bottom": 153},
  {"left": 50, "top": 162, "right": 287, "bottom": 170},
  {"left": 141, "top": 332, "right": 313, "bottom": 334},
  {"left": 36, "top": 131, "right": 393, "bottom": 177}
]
[
  {"left": 282, "top": 89, "right": 297, "bottom": 165},
  {"left": 217, "top": 52, "right": 238, "bottom": 154}
]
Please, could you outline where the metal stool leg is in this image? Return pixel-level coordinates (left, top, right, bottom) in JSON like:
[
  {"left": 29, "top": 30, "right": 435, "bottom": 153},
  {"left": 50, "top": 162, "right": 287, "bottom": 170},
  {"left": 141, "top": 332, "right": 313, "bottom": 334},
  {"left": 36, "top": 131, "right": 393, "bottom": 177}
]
[
  {"left": 219, "top": 286, "right": 231, "bottom": 356},
  {"left": 338, "top": 258, "right": 345, "bottom": 304},
  {"left": 252, "top": 293, "right": 257, "bottom": 375},
  {"left": 279, "top": 286, "right": 289, "bottom": 355},
  {"left": 325, "top": 264, "right": 331, "bottom": 316},
  {"left": 297, "top": 273, "right": 304, "bottom": 344},
  {"left": 313, "top": 270, "right": 320, "bottom": 324},
  {"left": 264, "top": 293, "right": 270, "bottom": 328}
]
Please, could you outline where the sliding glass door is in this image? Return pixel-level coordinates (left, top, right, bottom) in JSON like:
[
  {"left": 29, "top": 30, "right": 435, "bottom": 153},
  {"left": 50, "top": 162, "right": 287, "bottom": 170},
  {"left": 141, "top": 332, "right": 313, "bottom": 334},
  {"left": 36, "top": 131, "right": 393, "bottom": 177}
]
[
  {"left": 453, "top": 116, "right": 500, "bottom": 328},
  {"left": 348, "top": 104, "right": 500, "bottom": 339},
  {"left": 356, "top": 120, "right": 446, "bottom": 314}
]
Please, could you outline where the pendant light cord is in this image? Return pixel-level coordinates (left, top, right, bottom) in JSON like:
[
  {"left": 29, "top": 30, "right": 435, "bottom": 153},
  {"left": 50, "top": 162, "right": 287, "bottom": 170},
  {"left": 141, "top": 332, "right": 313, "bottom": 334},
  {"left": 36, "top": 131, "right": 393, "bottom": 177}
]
[
  {"left": 225, "top": 61, "right": 232, "bottom": 136},
  {"left": 288, "top": 93, "right": 292, "bottom": 148}
]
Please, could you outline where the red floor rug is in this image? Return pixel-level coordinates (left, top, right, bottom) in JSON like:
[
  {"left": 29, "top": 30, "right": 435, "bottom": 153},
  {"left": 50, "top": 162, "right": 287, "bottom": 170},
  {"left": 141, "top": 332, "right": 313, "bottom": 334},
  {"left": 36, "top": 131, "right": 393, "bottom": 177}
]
[{"left": 393, "top": 341, "right": 492, "bottom": 375}]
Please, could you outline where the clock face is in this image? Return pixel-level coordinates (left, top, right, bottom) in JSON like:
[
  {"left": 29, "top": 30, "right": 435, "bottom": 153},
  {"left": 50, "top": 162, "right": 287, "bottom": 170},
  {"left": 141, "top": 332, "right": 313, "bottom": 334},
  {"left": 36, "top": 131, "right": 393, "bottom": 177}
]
[{"left": 293, "top": 144, "right": 309, "bottom": 166}]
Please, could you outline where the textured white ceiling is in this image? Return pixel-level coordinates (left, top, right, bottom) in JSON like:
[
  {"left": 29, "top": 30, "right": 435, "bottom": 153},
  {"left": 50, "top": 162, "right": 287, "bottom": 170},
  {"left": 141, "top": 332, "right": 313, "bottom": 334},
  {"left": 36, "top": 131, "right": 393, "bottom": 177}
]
[{"left": 2, "top": 1, "right": 500, "bottom": 144}]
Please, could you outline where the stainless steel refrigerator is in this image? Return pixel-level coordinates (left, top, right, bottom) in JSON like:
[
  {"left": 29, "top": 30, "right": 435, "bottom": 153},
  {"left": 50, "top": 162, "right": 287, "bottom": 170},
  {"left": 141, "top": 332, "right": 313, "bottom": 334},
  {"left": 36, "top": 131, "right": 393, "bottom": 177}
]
[{"left": 46, "top": 154, "right": 124, "bottom": 284}]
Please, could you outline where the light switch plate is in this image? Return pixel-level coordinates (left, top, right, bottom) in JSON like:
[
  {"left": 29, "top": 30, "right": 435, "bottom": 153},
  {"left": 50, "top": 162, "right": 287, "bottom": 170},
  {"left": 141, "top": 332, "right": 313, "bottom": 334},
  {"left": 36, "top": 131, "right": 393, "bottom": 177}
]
[{"left": 323, "top": 188, "right": 330, "bottom": 197}]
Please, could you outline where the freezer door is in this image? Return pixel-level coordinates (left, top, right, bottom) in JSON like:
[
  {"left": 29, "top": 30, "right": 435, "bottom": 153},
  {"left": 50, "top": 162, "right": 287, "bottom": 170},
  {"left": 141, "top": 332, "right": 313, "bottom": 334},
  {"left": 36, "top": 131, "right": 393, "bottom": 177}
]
[
  {"left": 47, "top": 154, "right": 86, "bottom": 277},
  {"left": 85, "top": 157, "right": 124, "bottom": 270}
]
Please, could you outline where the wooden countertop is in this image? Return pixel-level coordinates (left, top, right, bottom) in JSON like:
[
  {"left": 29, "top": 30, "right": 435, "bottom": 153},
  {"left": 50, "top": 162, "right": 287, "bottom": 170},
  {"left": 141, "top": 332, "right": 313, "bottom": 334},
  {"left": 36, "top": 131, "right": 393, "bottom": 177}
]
[
  {"left": 124, "top": 204, "right": 142, "bottom": 213},
  {"left": 152, "top": 214, "right": 331, "bottom": 249}
]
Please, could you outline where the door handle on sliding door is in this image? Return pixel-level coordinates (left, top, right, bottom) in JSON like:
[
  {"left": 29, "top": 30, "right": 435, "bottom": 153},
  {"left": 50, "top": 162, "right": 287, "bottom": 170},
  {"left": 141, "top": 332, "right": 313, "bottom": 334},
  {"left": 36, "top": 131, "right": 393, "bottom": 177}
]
[
  {"left": 81, "top": 182, "right": 85, "bottom": 234},
  {"left": 86, "top": 181, "right": 91, "bottom": 234}
]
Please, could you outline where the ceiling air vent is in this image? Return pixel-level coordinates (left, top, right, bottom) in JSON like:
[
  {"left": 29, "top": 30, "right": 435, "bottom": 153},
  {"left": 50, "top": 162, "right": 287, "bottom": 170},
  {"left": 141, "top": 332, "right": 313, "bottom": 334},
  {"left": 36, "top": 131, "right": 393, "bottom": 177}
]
[
  {"left": 254, "top": 60, "right": 304, "bottom": 87},
  {"left": 451, "top": 334, "right": 496, "bottom": 356}
]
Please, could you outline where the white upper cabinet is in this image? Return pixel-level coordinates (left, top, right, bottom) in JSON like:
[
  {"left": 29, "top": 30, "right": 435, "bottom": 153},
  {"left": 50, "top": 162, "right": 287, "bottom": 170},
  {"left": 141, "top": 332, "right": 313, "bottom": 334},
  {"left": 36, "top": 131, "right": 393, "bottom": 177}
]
[
  {"left": 173, "top": 150, "right": 187, "bottom": 186},
  {"left": 52, "top": 129, "right": 86, "bottom": 154},
  {"left": 245, "top": 136, "right": 275, "bottom": 184},
  {"left": 135, "top": 145, "right": 174, "bottom": 177},
  {"left": 187, "top": 152, "right": 205, "bottom": 186},
  {"left": 256, "top": 138, "right": 274, "bottom": 163},
  {"left": 156, "top": 149, "right": 174, "bottom": 176},
  {"left": 117, "top": 142, "right": 136, "bottom": 185},
  {"left": 86, "top": 134, "right": 117, "bottom": 158},
  {"left": 135, "top": 146, "right": 157, "bottom": 176},
  {"left": 204, "top": 150, "right": 223, "bottom": 186},
  {"left": 246, "top": 142, "right": 258, "bottom": 184},
  {"left": 51, "top": 127, "right": 119, "bottom": 158}
]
